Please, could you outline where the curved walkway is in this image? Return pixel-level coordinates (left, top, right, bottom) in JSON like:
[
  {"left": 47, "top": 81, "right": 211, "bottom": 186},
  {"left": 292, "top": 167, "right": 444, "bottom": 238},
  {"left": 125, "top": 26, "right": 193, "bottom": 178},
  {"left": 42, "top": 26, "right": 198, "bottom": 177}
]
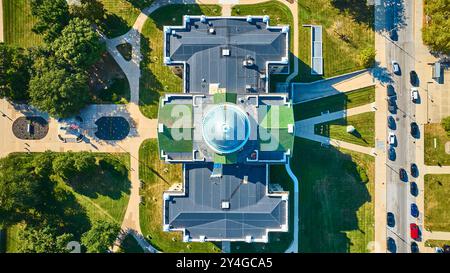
[{"left": 285, "top": 158, "right": 299, "bottom": 253}]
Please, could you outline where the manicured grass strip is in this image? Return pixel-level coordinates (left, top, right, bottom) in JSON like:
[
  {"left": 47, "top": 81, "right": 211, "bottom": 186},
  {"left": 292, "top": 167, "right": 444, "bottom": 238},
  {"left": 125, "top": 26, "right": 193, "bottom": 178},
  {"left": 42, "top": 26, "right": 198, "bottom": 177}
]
[
  {"left": 291, "top": 138, "right": 374, "bottom": 252},
  {"left": 296, "top": 0, "right": 374, "bottom": 82},
  {"left": 3, "top": 0, "right": 43, "bottom": 48},
  {"left": 315, "top": 111, "right": 375, "bottom": 147},
  {"left": 424, "top": 174, "right": 450, "bottom": 232},
  {"left": 139, "top": 139, "right": 221, "bottom": 253},
  {"left": 425, "top": 240, "right": 450, "bottom": 248},
  {"left": 294, "top": 85, "right": 375, "bottom": 120},
  {"left": 424, "top": 123, "right": 450, "bottom": 166},
  {"left": 139, "top": 4, "right": 221, "bottom": 119}
]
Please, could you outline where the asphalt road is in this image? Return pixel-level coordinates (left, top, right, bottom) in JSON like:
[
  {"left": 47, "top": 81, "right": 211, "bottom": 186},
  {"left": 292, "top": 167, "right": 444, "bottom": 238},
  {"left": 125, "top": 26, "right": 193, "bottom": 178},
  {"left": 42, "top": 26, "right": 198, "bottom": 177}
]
[{"left": 383, "top": 0, "right": 418, "bottom": 253}]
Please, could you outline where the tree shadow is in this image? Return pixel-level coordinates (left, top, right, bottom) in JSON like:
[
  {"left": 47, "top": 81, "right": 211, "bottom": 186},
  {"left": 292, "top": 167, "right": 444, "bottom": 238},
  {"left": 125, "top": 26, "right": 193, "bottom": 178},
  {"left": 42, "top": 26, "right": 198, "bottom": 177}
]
[
  {"left": 100, "top": 13, "right": 131, "bottom": 38},
  {"left": 125, "top": 0, "right": 155, "bottom": 10},
  {"left": 66, "top": 156, "right": 131, "bottom": 200},
  {"left": 330, "top": 0, "right": 375, "bottom": 29},
  {"left": 374, "top": 0, "right": 406, "bottom": 33},
  {"left": 292, "top": 138, "right": 372, "bottom": 252}
]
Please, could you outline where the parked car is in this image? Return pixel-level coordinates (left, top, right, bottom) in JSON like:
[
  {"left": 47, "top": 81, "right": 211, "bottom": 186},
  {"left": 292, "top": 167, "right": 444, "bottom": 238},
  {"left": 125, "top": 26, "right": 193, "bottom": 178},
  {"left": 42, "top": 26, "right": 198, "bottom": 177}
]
[
  {"left": 399, "top": 168, "right": 407, "bottom": 182},
  {"left": 387, "top": 212, "right": 395, "bottom": 227},
  {"left": 410, "top": 70, "right": 419, "bottom": 86},
  {"left": 388, "top": 147, "right": 396, "bottom": 161},
  {"left": 388, "top": 116, "right": 396, "bottom": 130},
  {"left": 388, "top": 100, "right": 397, "bottom": 114},
  {"left": 411, "top": 203, "right": 419, "bottom": 218},
  {"left": 410, "top": 223, "right": 420, "bottom": 240},
  {"left": 411, "top": 242, "right": 419, "bottom": 253},
  {"left": 410, "top": 163, "right": 419, "bottom": 177},
  {"left": 411, "top": 87, "right": 419, "bottom": 103},
  {"left": 389, "top": 132, "right": 396, "bottom": 146},
  {"left": 392, "top": 61, "right": 401, "bottom": 75},
  {"left": 410, "top": 182, "right": 418, "bottom": 196},
  {"left": 387, "top": 237, "right": 397, "bottom": 253},
  {"left": 387, "top": 84, "right": 396, "bottom": 97},
  {"left": 411, "top": 122, "right": 419, "bottom": 137}
]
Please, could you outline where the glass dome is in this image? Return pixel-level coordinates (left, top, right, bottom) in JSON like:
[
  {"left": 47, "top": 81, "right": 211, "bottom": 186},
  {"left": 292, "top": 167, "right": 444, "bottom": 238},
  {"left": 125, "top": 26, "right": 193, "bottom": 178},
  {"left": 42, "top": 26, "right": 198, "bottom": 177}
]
[{"left": 202, "top": 103, "right": 250, "bottom": 154}]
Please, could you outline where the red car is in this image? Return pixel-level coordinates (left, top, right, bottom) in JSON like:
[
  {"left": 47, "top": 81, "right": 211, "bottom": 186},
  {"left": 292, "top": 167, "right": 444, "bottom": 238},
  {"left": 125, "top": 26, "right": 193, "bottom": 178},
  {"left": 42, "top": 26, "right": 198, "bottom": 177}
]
[{"left": 410, "top": 223, "right": 420, "bottom": 240}]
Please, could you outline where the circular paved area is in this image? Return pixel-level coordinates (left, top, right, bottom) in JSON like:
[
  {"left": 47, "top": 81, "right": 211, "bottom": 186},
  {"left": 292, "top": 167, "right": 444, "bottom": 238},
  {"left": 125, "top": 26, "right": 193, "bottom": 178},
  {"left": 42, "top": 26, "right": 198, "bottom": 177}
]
[
  {"left": 12, "top": 116, "right": 49, "bottom": 140},
  {"left": 95, "top": 116, "right": 130, "bottom": 140}
]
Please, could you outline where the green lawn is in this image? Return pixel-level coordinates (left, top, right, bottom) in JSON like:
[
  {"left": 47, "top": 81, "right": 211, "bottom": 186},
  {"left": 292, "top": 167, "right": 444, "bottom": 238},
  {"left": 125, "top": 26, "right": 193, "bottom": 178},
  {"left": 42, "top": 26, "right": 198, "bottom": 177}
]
[
  {"left": 98, "top": 0, "right": 142, "bottom": 38},
  {"left": 231, "top": 164, "right": 294, "bottom": 253},
  {"left": 424, "top": 123, "right": 450, "bottom": 166},
  {"left": 294, "top": 85, "right": 375, "bottom": 120},
  {"left": 297, "top": 0, "right": 374, "bottom": 82},
  {"left": 315, "top": 111, "right": 375, "bottom": 147},
  {"left": 139, "top": 139, "right": 221, "bottom": 253},
  {"left": 291, "top": 138, "right": 374, "bottom": 252},
  {"left": 2, "top": 0, "right": 43, "bottom": 48},
  {"left": 4, "top": 153, "right": 131, "bottom": 252},
  {"left": 425, "top": 240, "right": 450, "bottom": 248},
  {"left": 424, "top": 174, "right": 450, "bottom": 232},
  {"left": 139, "top": 4, "right": 222, "bottom": 119}
]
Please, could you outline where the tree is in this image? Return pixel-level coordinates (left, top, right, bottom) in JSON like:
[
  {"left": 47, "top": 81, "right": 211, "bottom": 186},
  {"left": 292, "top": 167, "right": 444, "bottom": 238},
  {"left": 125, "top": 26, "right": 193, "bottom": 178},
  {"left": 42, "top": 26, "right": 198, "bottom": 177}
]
[
  {"left": 422, "top": 0, "right": 450, "bottom": 54},
  {"left": 358, "top": 47, "right": 376, "bottom": 68},
  {"left": 442, "top": 116, "right": 450, "bottom": 136},
  {"left": 52, "top": 18, "right": 105, "bottom": 69},
  {"left": 69, "top": 0, "right": 106, "bottom": 25},
  {"left": 30, "top": 0, "right": 70, "bottom": 42},
  {"left": 0, "top": 155, "right": 54, "bottom": 228},
  {"left": 28, "top": 57, "right": 90, "bottom": 118},
  {"left": 52, "top": 152, "right": 97, "bottom": 181},
  {"left": 18, "top": 226, "right": 73, "bottom": 253},
  {"left": 0, "top": 43, "right": 32, "bottom": 101},
  {"left": 81, "top": 220, "right": 120, "bottom": 253}
]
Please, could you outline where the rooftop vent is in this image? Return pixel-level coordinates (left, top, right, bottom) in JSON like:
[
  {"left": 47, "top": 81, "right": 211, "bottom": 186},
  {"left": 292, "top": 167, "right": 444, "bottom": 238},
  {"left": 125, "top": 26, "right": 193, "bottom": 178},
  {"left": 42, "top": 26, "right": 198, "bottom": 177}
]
[
  {"left": 221, "top": 201, "right": 230, "bottom": 210},
  {"left": 209, "top": 28, "right": 215, "bottom": 34},
  {"left": 222, "top": 48, "right": 230, "bottom": 56}
]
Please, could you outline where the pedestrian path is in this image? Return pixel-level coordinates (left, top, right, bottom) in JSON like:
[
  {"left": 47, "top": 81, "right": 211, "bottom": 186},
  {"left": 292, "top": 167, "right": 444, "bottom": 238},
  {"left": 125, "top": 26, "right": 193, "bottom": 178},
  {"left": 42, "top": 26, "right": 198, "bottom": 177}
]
[
  {"left": 424, "top": 165, "right": 450, "bottom": 175},
  {"left": 0, "top": 0, "right": 3, "bottom": 43},
  {"left": 423, "top": 230, "right": 450, "bottom": 241}
]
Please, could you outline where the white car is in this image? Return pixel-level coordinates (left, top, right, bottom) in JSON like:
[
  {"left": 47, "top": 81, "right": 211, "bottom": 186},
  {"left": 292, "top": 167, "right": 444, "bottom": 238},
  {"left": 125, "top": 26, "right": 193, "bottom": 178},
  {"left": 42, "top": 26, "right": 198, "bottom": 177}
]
[
  {"left": 411, "top": 87, "right": 419, "bottom": 102},
  {"left": 389, "top": 132, "right": 396, "bottom": 145},
  {"left": 391, "top": 61, "right": 400, "bottom": 74}
]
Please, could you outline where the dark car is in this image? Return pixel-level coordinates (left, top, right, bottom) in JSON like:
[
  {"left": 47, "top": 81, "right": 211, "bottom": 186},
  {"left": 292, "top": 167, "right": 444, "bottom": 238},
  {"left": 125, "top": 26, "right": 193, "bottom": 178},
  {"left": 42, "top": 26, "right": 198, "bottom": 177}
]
[
  {"left": 387, "top": 237, "right": 397, "bottom": 253},
  {"left": 410, "top": 182, "right": 418, "bottom": 196},
  {"left": 388, "top": 116, "right": 396, "bottom": 130},
  {"left": 411, "top": 242, "right": 419, "bottom": 253},
  {"left": 387, "top": 84, "right": 396, "bottom": 97},
  {"left": 387, "top": 212, "right": 395, "bottom": 227},
  {"left": 399, "top": 168, "right": 407, "bottom": 182},
  {"left": 410, "top": 163, "right": 419, "bottom": 177},
  {"left": 410, "top": 70, "right": 419, "bottom": 86},
  {"left": 411, "top": 203, "right": 419, "bottom": 218},
  {"left": 411, "top": 122, "right": 419, "bottom": 137},
  {"left": 388, "top": 147, "right": 396, "bottom": 161},
  {"left": 390, "top": 29, "right": 398, "bottom": 41},
  {"left": 388, "top": 101, "right": 397, "bottom": 114},
  {"left": 410, "top": 223, "right": 420, "bottom": 240}
]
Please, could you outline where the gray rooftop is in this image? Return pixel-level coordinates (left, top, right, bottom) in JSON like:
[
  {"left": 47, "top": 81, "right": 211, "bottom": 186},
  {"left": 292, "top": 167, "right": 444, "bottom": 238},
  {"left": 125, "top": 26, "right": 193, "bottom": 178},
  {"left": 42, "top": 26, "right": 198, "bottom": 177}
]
[
  {"left": 164, "top": 163, "right": 288, "bottom": 242},
  {"left": 165, "top": 17, "right": 289, "bottom": 93}
]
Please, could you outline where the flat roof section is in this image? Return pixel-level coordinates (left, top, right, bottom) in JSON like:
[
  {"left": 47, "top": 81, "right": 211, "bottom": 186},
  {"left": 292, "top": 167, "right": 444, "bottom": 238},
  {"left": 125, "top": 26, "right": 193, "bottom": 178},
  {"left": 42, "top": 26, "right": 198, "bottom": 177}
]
[
  {"left": 164, "top": 163, "right": 288, "bottom": 242},
  {"left": 165, "top": 17, "right": 289, "bottom": 93}
]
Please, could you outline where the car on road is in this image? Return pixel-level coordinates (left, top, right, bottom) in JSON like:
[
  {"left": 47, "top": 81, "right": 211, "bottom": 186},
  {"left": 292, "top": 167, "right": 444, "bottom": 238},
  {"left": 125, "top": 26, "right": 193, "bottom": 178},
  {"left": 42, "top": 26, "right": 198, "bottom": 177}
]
[
  {"left": 388, "top": 116, "right": 396, "bottom": 130},
  {"left": 399, "top": 168, "right": 407, "bottom": 182},
  {"left": 388, "top": 100, "right": 397, "bottom": 114},
  {"left": 388, "top": 147, "right": 396, "bottom": 161},
  {"left": 410, "top": 223, "right": 420, "bottom": 240},
  {"left": 411, "top": 87, "right": 419, "bottom": 103},
  {"left": 392, "top": 61, "right": 401, "bottom": 75},
  {"left": 410, "top": 182, "right": 418, "bottom": 196},
  {"left": 410, "top": 70, "right": 419, "bottom": 86},
  {"left": 387, "top": 84, "right": 396, "bottom": 97},
  {"left": 411, "top": 122, "right": 419, "bottom": 138},
  {"left": 389, "top": 132, "right": 396, "bottom": 146},
  {"left": 390, "top": 29, "right": 398, "bottom": 41},
  {"left": 411, "top": 242, "right": 419, "bottom": 253},
  {"left": 411, "top": 203, "right": 419, "bottom": 218},
  {"left": 410, "top": 163, "right": 419, "bottom": 177},
  {"left": 387, "top": 212, "right": 395, "bottom": 227},
  {"left": 387, "top": 237, "right": 397, "bottom": 253}
]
